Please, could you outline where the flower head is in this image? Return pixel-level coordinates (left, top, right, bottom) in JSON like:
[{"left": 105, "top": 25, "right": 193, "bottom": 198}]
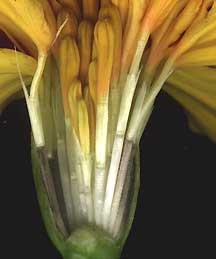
[{"left": 0, "top": 1, "right": 216, "bottom": 258}]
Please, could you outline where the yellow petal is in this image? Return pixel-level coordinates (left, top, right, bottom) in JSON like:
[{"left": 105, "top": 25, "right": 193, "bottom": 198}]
[
  {"left": 91, "top": 39, "right": 97, "bottom": 60},
  {"left": 176, "top": 45, "right": 216, "bottom": 67},
  {"left": 165, "top": 84, "right": 216, "bottom": 142},
  {"left": 190, "top": 0, "right": 214, "bottom": 25},
  {"left": 171, "top": 2, "right": 216, "bottom": 61},
  {"left": 99, "top": 4, "right": 122, "bottom": 83},
  {"left": 121, "top": 0, "right": 148, "bottom": 74},
  {"left": 163, "top": 0, "right": 202, "bottom": 49},
  {"left": 0, "top": 0, "right": 56, "bottom": 53},
  {"left": 111, "top": 0, "right": 118, "bottom": 6},
  {"left": 142, "top": 0, "right": 179, "bottom": 31},
  {"left": 165, "top": 67, "right": 216, "bottom": 142},
  {"left": 84, "top": 87, "right": 96, "bottom": 152},
  {"left": 59, "top": 36, "right": 80, "bottom": 105},
  {"left": 48, "top": 0, "right": 62, "bottom": 14},
  {"left": 94, "top": 20, "right": 114, "bottom": 101},
  {"left": 147, "top": 1, "right": 188, "bottom": 71},
  {"left": 82, "top": 0, "right": 99, "bottom": 22},
  {"left": 57, "top": 0, "right": 81, "bottom": 19},
  {"left": 78, "top": 21, "right": 94, "bottom": 84},
  {"left": 0, "top": 48, "right": 36, "bottom": 111},
  {"left": 194, "top": 30, "right": 216, "bottom": 49},
  {"left": 167, "top": 67, "right": 216, "bottom": 109},
  {"left": 101, "top": 0, "right": 110, "bottom": 7},
  {"left": 88, "top": 60, "right": 97, "bottom": 104},
  {"left": 147, "top": 1, "right": 215, "bottom": 71},
  {"left": 57, "top": 9, "right": 78, "bottom": 38},
  {"left": 78, "top": 99, "right": 90, "bottom": 155},
  {"left": 171, "top": 2, "right": 216, "bottom": 50},
  {"left": 0, "top": 14, "right": 37, "bottom": 57},
  {"left": 112, "top": 0, "right": 129, "bottom": 28},
  {"left": 151, "top": 1, "right": 188, "bottom": 49},
  {"left": 68, "top": 79, "right": 82, "bottom": 134},
  {"left": 0, "top": 78, "right": 32, "bottom": 113},
  {"left": 0, "top": 49, "right": 36, "bottom": 75}
]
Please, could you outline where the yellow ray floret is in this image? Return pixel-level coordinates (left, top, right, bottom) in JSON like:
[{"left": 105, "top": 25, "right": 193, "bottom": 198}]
[
  {"left": 163, "top": 0, "right": 202, "bottom": 49},
  {"left": 151, "top": 1, "right": 188, "bottom": 49},
  {"left": 166, "top": 67, "right": 216, "bottom": 142},
  {"left": 121, "top": 0, "right": 148, "bottom": 75},
  {"left": 68, "top": 79, "right": 82, "bottom": 135},
  {"left": 57, "top": 9, "right": 78, "bottom": 38},
  {"left": 82, "top": 0, "right": 99, "bottom": 22},
  {"left": 57, "top": 0, "right": 81, "bottom": 19},
  {"left": 0, "top": 0, "right": 56, "bottom": 53},
  {"left": 78, "top": 99, "right": 91, "bottom": 155},
  {"left": 94, "top": 20, "right": 114, "bottom": 101},
  {"left": 101, "top": 0, "right": 110, "bottom": 7},
  {"left": 88, "top": 60, "right": 97, "bottom": 104},
  {"left": 78, "top": 21, "right": 94, "bottom": 84},
  {"left": 111, "top": 0, "right": 129, "bottom": 28},
  {"left": 48, "top": 0, "right": 62, "bottom": 14},
  {"left": 171, "top": 2, "right": 216, "bottom": 61},
  {"left": 99, "top": 4, "right": 122, "bottom": 83},
  {"left": 194, "top": 29, "right": 216, "bottom": 49},
  {"left": 0, "top": 49, "right": 36, "bottom": 76},
  {"left": 191, "top": 2, "right": 216, "bottom": 48},
  {"left": 190, "top": 0, "right": 214, "bottom": 24},
  {"left": 0, "top": 15, "right": 37, "bottom": 57},
  {"left": 147, "top": 0, "right": 202, "bottom": 71},
  {"left": 142, "top": 0, "right": 178, "bottom": 32},
  {"left": 84, "top": 87, "right": 96, "bottom": 151},
  {"left": 176, "top": 45, "right": 216, "bottom": 67},
  {"left": 0, "top": 49, "right": 36, "bottom": 111},
  {"left": 59, "top": 36, "right": 80, "bottom": 105}
]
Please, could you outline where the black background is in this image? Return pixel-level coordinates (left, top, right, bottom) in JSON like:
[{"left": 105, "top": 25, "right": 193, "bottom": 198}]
[{"left": 0, "top": 92, "right": 215, "bottom": 259}]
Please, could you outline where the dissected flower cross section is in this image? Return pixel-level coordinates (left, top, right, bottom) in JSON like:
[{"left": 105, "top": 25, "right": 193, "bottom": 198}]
[{"left": 0, "top": 0, "right": 216, "bottom": 250}]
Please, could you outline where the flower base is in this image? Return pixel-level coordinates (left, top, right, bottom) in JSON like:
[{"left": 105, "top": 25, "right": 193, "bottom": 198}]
[
  {"left": 31, "top": 138, "right": 140, "bottom": 259},
  {"left": 63, "top": 226, "right": 121, "bottom": 259}
]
